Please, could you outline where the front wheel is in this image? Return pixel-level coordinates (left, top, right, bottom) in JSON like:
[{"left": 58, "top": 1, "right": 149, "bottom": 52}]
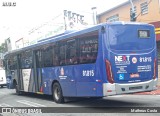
[{"left": 53, "top": 83, "right": 64, "bottom": 103}]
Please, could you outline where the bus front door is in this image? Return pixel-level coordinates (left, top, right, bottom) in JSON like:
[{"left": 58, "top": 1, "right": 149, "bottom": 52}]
[{"left": 33, "top": 50, "right": 42, "bottom": 93}]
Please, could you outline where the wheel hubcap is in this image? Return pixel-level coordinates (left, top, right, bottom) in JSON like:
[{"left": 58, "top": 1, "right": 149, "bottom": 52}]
[{"left": 54, "top": 87, "right": 60, "bottom": 100}]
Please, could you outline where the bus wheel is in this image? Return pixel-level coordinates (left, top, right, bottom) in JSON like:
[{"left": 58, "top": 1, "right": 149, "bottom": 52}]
[
  {"left": 53, "top": 83, "right": 64, "bottom": 103},
  {"left": 15, "top": 85, "right": 21, "bottom": 95},
  {"left": 1, "top": 85, "right": 3, "bottom": 88}
]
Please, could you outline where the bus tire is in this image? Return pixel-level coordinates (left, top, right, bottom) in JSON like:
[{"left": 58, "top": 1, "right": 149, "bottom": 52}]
[
  {"left": 15, "top": 85, "right": 21, "bottom": 95},
  {"left": 53, "top": 83, "right": 64, "bottom": 103},
  {"left": 1, "top": 85, "right": 3, "bottom": 88}
]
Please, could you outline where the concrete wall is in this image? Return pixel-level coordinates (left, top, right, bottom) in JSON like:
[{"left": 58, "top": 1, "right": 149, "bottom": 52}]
[{"left": 98, "top": 0, "right": 160, "bottom": 23}]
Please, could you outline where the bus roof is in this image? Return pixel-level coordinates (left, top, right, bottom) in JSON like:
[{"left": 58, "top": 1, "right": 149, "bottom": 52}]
[{"left": 4, "top": 22, "right": 152, "bottom": 56}]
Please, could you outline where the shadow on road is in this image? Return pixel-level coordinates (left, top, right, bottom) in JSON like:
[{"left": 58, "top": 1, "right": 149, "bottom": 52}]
[{"left": 10, "top": 92, "right": 146, "bottom": 107}]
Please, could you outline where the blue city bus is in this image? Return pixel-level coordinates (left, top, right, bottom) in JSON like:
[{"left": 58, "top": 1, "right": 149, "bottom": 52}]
[{"left": 4, "top": 22, "right": 158, "bottom": 103}]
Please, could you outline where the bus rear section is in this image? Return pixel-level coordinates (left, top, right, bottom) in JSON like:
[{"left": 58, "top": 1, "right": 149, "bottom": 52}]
[
  {"left": 0, "top": 69, "right": 6, "bottom": 88},
  {"left": 102, "top": 23, "right": 158, "bottom": 96}
]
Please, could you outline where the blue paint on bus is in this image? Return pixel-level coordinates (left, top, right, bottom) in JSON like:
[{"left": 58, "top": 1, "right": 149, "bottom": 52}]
[{"left": 4, "top": 22, "right": 158, "bottom": 103}]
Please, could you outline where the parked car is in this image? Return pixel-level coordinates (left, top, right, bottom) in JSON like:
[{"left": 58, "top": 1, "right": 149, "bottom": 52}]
[{"left": 0, "top": 69, "right": 6, "bottom": 88}]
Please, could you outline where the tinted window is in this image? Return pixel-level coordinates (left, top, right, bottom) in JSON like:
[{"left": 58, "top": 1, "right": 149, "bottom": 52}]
[
  {"left": 59, "top": 42, "right": 66, "bottom": 65},
  {"left": 66, "top": 39, "right": 78, "bottom": 65},
  {"left": 21, "top": 51, "right": 33, "bottom": 69},
  {"left": 35, "top": 50, "right": 42, "bottom": 68},
  {"left": 79, "top": 32, "right": 98, "bottom": 64},
  {"left": 109, "top": 25, "right": 154, "bottom": 51},
  {"left": 9, "top": 55, "right": 17, "bottom": 70},
  {"left": 52, "top": 44, "right": 59, "bottom": 66},
  {"left": 43, "top": 46, "right": 53, "bottom": 67}
]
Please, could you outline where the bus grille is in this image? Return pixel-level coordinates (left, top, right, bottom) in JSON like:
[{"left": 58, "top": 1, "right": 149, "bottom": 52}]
[{"left": 129, "top": 86, "right": 142, "bottom": 90}]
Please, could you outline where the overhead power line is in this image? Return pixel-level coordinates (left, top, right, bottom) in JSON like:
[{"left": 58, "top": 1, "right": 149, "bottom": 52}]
[
  {"left": 29, "top": 13, "right": 63, "bottom": 34},
  {"left": 135, "top": 0, "right": 152, "bottom": 19}
]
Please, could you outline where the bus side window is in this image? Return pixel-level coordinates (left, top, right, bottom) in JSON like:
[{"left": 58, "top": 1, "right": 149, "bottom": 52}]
[
  {"left": 35, "top": 50, "right": 42, "bottom": 68},
  {"left": 52, "top": 44, "right": 59, "bottom": 66},
  {"left": 8, "top": 59, "right": 11, "bottom": 70},
  {"left": 8, "top": 56, "right": 17, "bottom": 70},
  {"left": 43, "top": 46, "right": 53, "bottom": 67},
  {"left": 79, "top": 33, "right": 98, "bottom": 64},
  {"left": 59, "top": 42, "right": 66, "bottom": 66},
  {"left": 20, "top": 53, "right": 24, "bottom": 69},
  {"left": 66, "top": 39, "right": 77, "bottom": 65},
  {"left": 20, "top": 51, "right": 33, "bottom": 69}
]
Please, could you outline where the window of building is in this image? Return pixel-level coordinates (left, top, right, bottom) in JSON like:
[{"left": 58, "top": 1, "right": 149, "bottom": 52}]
[
  {"left": 106, "top": 14, "right": 119, "bottom": 22},
  {"left": 141, "top": 2, "right": 148, "bottom": 15}
]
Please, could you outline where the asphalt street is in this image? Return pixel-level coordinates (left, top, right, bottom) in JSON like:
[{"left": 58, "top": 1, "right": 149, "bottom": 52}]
[{"left": 0, "top": 87, "right": 160, "bottom": 116}]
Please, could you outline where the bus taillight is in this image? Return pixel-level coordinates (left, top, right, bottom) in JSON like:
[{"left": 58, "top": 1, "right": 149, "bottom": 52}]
[
  {"left": 105, "top": 60, "right": 114, "bottom": 84},
  {"left": 153, "top": 58, "right": 157, "bottom": 79},
  {"left": 40, "top": 86, "right": 43, "bottom": 92}
]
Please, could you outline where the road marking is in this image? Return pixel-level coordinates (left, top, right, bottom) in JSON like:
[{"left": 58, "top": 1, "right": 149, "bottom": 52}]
[
  {"left": 0, "top": 103, "right": 13, "bottom": 107},
  {"left": 17, "top": 100, "right": 46, "bottom": 107},
  {"left": 0, "top": 92, "right": 7, "bottom": 95}
]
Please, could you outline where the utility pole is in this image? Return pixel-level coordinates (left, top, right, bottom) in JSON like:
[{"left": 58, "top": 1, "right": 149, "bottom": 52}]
[
  {"left": 91, "top": 7, "right": 97, "bottom": 25},
  {"left": 129, "top": 0, "right": 136, "bottom": 21},
  {"left": 63, "top": 10, "right": 67, "bottom": 30}
]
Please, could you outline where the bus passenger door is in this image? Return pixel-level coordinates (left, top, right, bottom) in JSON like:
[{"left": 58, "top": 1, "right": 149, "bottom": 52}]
[
  {"left": 33, "top": 50, "right": 42, "bottom": 93},
  {"left": 17, "top": 54, "right": 24, "bottom": 90}
]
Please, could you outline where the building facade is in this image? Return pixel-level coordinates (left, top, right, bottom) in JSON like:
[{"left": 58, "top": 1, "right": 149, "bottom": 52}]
[{"left": 97, "top": 0, "right": 160, "bottom": 60}]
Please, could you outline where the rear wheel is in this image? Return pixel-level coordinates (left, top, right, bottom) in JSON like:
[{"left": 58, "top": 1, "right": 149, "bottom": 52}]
[
  {"left": 15, "top": 85, "right": 20, "bottom": 95},
  {"left": 15, "top": 83, "right": 22, "bottom": 95},
  {"left": 53, "top": 83, "right": 64, "bottom": 103}
]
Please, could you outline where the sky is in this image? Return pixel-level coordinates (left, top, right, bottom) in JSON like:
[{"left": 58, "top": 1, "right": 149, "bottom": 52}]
[{"left": 0, "top": 0, "right": 128, "bottom": 45}]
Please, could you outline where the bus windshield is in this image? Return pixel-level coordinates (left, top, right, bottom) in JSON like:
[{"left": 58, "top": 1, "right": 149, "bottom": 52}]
[{"left": 108, "top": 24, "right": 155, "bottom": 51}]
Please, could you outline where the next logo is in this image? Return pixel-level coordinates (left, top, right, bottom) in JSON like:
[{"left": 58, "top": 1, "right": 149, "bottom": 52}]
[{"left": 115, "top": 56, "right": 130, "bottom": 62}]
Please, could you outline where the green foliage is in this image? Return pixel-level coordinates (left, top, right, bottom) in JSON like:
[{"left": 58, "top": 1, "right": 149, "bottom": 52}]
[{"left": 0, "top": 43, "right": 6, "bottom": 53}]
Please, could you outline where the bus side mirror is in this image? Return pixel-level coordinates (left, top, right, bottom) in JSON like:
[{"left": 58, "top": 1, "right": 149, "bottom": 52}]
[{"left": 101, "top": 26, "right": 106, "bottom": 33}]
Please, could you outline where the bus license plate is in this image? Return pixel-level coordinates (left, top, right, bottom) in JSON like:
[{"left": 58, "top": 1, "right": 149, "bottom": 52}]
[{"left": 130, "top": 73, "right": 139, "bottom": 78}]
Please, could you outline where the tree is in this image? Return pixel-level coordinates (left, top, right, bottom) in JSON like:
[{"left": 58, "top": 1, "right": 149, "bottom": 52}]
[{"left": 0, "top": 43, "right": 6, "bottom": 53}]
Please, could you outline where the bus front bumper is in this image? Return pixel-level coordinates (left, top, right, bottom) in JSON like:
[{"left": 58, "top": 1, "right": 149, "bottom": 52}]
[{"left": 103, "top": 79, "right": 158, "bottom": 96}]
